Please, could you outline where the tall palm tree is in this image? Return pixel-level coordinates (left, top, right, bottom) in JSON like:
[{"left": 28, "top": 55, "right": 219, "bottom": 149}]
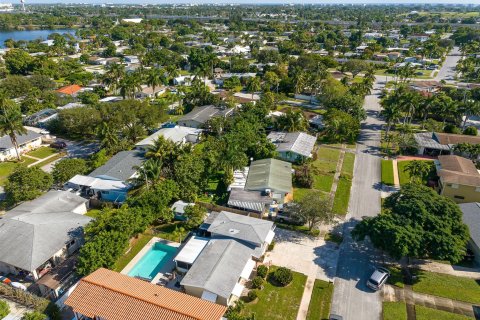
[
  {"left": 0, "top": 95, "right": 27, "bottom": 161},
  {"left": 246, "top": 76, "right": 261, "bottom": 99},
  {"left": 131, "top": 158, "right": 163, "bottom": 189},
  {"left": 460, "top": 99, "right": 480, "bottom": 130},
  {"left": 146, "top": 67, "right": 167, "bottom": 97},
  {"left": 119, "top": 72, "right": 143, "bottom": 99},
  {"left": 97, "top": 122, "right": 119, "bottom": 154},
  {"left": 103, "top": 63, "right": 125, "bottom": 94}
]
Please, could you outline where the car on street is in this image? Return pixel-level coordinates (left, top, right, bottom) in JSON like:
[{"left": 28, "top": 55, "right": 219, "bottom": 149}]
[
  {"left": 50, "top": 141, "right": 67, "bottom": 149},
  {"left": 366, "top": 267, "right": 390, "bottom": 291},
  {"left": 329, "top": 314, "right": 343, "bottom": 320}
]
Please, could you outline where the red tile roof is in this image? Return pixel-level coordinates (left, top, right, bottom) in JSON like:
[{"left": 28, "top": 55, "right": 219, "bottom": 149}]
[
  {"left": 56, "top": 84, "right": 82, "bottom": 95},
  {"left": 64, "top": 268, "right": 226, "bottom": 320}
]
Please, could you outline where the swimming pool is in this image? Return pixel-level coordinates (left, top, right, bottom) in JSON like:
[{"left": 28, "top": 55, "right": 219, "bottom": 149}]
[{"left": 127, "top": 242, "right": 178, "bottom": 280}]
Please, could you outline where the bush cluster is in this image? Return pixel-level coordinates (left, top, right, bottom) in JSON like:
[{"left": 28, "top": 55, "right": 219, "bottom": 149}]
[
  {"left": 274, "top": 267, "right": 293, "bottom": 286},
  {"left": 251, "top": 276, "right": 264, "bottom": 289},
  {"left": 256, "top": 265, "right": 268, "bottom": 279},
  {"left": 247, "top": 290, "right": 258, "bottom": 302}
]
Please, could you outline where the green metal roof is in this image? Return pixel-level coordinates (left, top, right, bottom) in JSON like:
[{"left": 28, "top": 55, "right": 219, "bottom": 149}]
[{"left": 245, "top": 158, "right": 292, "bottom": 194}]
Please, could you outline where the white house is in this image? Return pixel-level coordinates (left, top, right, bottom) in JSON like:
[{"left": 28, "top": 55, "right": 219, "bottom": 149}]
[{"left": 0, "top": 128, "right": 47, "bottom": 161}]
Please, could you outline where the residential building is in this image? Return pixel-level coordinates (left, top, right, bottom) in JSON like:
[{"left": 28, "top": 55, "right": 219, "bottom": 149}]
[
  {"left": 435, "top": 155, "right": 480, "bottom": 203},
  {"left": 179, "top": 211, "right": 274, "bottom": 306},
  {"left": 124, "top": 55, "right": 139, "bottom": 64},
  {"left": 267, "top": 131, "right": 316, "bottom": 163},
  {"left": 178, "top": 105, "right": 234, "bottom": 129},
  {"left": 88, "top": 150, "right": 144, "bottom": 182},
  {"left": 0, "top": 191, "right": 90, "bottom": 281},
  {"left": 414, "top": 132, "right": 480, "bottom": 156},
  {"left": 65, "top": 268, "right": 227, "bottom": 320},
  {"left": 24, "top": 109, "right": 58, "bottom": 128},
  {"left": 65, "top": 175, "right": 130, "bottom": 203},
  {"left": 0, "top": 128, "right": 46, "bottom": 161},
  {"left": 135, "top": 85, "right": 167, "bottom": 99},
  {"left": 56, "top": 84, "right": 83, "bottom": 97},
  {"left": 171, "top": 200, "right": 195, "bottom": 220},
  {"left": 135, "top": 126, "right": 202, "bottom": 151},
  {"left": 228, "top": 158, "right": 293, "bottom": 214},
  {"left": 459, "top": 203, "right": 480, "bottom": 264}
]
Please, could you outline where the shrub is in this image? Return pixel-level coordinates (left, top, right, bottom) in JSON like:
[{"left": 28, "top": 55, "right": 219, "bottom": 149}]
[
  {"left": 268, "top": 240, "right": 275, "bottom": 251},
  {"left": 464, "top": 126, "right": 478, "bottom": 136},
  {"left": 256, "top": 265, "right": 268, "bottom": 279},
  {"left": 274, "top": 267, "right": 293, "bottom": 286},
  {"left": 251, "top": 276, "right": 264, "bottom": 289},
  {"left": 247, "top": 289, "right": 258, "bottom": 302},
  {"left": 22, "top": 312, "right": 47, "bottom": 320},
  {"left": 0, "top": 300, "right": 9, "bottom": 318},
  {"left": 443, "top": 124, "right": 461, "bottom": 134}
]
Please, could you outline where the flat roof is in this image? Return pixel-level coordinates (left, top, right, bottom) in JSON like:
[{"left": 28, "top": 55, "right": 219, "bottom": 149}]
[{"left": 174, "top": 236, "right": 209, "bottom": 265}]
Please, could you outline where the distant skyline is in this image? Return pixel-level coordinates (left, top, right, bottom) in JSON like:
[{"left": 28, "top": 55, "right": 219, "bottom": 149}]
[{"left": 18, "top": 0, "right": 480, "bottom": 4}]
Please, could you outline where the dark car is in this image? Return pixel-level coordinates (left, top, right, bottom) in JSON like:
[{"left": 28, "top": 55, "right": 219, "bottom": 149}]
[{"left": 50, "top": 141, "right": 67, "bottom": 149}]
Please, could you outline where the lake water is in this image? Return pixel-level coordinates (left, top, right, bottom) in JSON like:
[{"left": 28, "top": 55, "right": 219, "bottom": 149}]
[{"left": 0, "top": 29, "right": 76, "bottom": 48}]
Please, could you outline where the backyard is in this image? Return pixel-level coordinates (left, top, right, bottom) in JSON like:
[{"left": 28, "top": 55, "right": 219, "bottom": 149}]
[{"left": 241, "top": 266, "right": 307, "bottom": 320}]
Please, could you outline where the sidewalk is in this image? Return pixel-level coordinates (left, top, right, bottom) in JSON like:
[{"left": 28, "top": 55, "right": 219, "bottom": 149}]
[
  {"left": 383, "top": 285, "right": 476, "bottom": 318},
  {"left": 412, "top": 259, "right": 480, "bottom": 280}
]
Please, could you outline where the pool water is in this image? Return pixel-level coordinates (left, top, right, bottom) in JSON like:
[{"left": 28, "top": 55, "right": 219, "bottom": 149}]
[{"left": 127, "top": 242, "right": 178, "bottom": 280}]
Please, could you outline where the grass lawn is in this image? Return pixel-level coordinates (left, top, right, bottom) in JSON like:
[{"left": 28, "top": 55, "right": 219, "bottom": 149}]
[
  {"left": 332, "top": 175, "right": 352, "bottom": 215},
  {"left": 386, "top": 266, "right": 404, "bottom": 288},
  {"left": 306, "top": 280, "right": 333, "bottom": 320},
  {"left": 415, "top": 305, "right": 473, "bottom": 320},
  {"left": 381, "top": 160, "right": 395, "bottom": 186},
  {"left": 412, "top": 270, "right": 480, "bottom": 305},
  {"left": 341, "top": 153, "right": 355, "bottom": 178},
  {"left": 33, "top": 153, "right": 66, "bottom": 168},
  {"left": 241, "top": 266, "right": 307, "bottom": 320},
  {"left": 114, "top": 233, "right": 154, "bottom": 272},
  {"left": 396, "top": 160, "right": 435, "bottom": 186},
  {"left": 0, "top": 157, "right": 37, "bottom": 185},
  {"left": 313, "top": 174, "right": 334, "bottom": 193},
  {"left": 151, "top": 221, "right": 185, "bottom": 242},
  {"left": 383, "top": 302, "right": 407, "bottom": 320},
  {"left": 311, "top": 147, "right": 341, "bottom": 193},
  {"left": 294, "top": 188, "right": 313, "bottom": 201},
  {"left": 27, "top": 147, "right": 57, "bottom": 159}
]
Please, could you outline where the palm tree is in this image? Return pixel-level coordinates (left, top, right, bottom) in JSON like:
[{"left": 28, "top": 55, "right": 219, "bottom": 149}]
[
  {"left": 146, "top": 67, "right": 166, "bottom": 97},
  {"left": 166, "top": 65, "right": 180, "bottom": 83},
  {"left": 0, "top": 95, "right": 27, "bottom": 161},
  {"left": 131, "top": 158, "right": 162, "bottom": 189},
  {"left": 119, "top": 72, "right": 143, "bottom": 99},
  {"left": 276, "top": 108, "right": 308, "bottom": 132},
  {"left": 97, "top": 122, "right": 119, "bottom": 154},
  {"left": 405, "top": 160, "right": 431, "bottom": 184},
  {"left": 460, "top": 99, "right": 480, "bottom": 130},
  {"left": 246, "top": 76, "right": 261, "bottom": 99},
  {"left": 103, "top": 63, "right": 125, "bottom": 94}
]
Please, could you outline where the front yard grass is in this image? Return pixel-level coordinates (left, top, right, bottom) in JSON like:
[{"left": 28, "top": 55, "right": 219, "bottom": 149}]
[
  {"left": 341, "top": 153, "right": 355, "bottom": 178},
  {"left": 381, "top": 160, "right": 395, "bottom": 186},
  {"left": 306, "top": 280, "right": 333, "bottom": 320},
  {"left": 386, "top": 266, "right": 404, "bottom": 288},
  {"left": 397, "top": 160, "right": 435, "bottom": 185},
  {"left": 415, "top": 305, "right": 473, "bottom": 320},
  {"left": 33, "top": 152, "right": 66, "bottom": 168},
  {"left": 27, "top": 147, "right": 57, "bottom": 159},
  {"left": 332, "top": 175, "right": 352, "bottom": 215},
  {"left": 241, "top": 266, "right": 307, "bottom": 320},
  {"left": 312, "top": 147, "right": 341, "bottom": 193},
  {"left": 412, "top": 270, "right": 480, "bottom": 305},
  {"left": 383, "top": 302, "right": 407, "bottom": 320}
]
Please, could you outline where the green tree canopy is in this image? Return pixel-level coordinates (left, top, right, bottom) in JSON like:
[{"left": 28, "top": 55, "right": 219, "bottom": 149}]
[
  {"left": 5, "top": 166, "right": 53, "bottom": 205},
  {"left": 52, "top": 158, "right": 88, "bottom": 185},
  {"left": 352, "top": 184, "right": 469, "bottom": 264}
]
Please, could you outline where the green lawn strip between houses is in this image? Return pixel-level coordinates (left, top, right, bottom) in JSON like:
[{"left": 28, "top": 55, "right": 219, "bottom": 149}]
[
  {"left": 241, "top": 267, "right": 307, "bottom": 320},
  {"left": 383, "top": 302, "right": 407, "bottom": 320},
  {"left": 0, "top": 157, "right": 37, "bottom": 185},
  {"left": 306, "top": 279, "right": 333, "bottom": 320},
  {"left": 415, "top": 305, "right": 474, "bottom": 320},
  {"left": 332, "top": 176, "right": 351, "bottom": 215},
  {"left": 312, "top": 147, "right": 341, "bottom": 193},
  {"left": 27, "top": 147, "right": 57, "bottom": 159},
  {"left": 412, "top": 270, "right": 480, "bottom": 305},
  {"left": 396, "top": 160, "right": 435, "bottom": 186},
  {"left": 381, "top": 159, "right": 395, "bottom": 186}
]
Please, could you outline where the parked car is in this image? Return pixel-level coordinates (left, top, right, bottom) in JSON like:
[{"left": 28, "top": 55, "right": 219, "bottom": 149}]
[
  {"left": 275, "top": 205, "right": 305, "bottom": 225},
  {"left": 50, "top": 141, "right": 67, "bottom": 149},
  {"left": 329, "top": 314, "right": 343, "bottom": 320},
  {"left": 366, "top": 267, "right": 390, "bottom": 291}
]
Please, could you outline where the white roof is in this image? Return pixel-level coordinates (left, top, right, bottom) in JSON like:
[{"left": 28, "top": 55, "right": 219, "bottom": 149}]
[
  {"left": 265, "top": 230, "right": 275, "bottom": 245},
  {"left": 171, "top": 200, "right": 195, "bottom": 215},
  {"left": 174, "top": 236, "right": 209, "bottom": 264},
  {"left": 68, "top": 175, "right": 129, "bottom": 191},
  {"left": 135, "top": 126, "right": 202, "bottom": 147},
  {"left": 201, "top": 290, "right": 218, "bottom": 303},
  {"left": 228, "top": 167, "right": 249, "bottom": 190},
  {"left": 239, "top": 259, "right": 255, "bottom": 280},
  {"left": 231, "top": 283, "right": 244, "bottom": 298}
]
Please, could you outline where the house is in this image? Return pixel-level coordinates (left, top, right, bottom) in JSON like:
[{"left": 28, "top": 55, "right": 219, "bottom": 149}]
[
  {"left": 65, "top": 268, "right": 227, "bottom": 320},
  {"left": 409, "top": 81, "right": 442, "bottom": 93},
  {"left": 178, "top": 105, "right": 234, "bottom": 129},
  {"left": 171, "top": 200, "right": 195, "bottom": 220},
  {"left": 135, "top": 85, "right": 167, "bottom": 99},
  {"left": 135, "top": 126, "right": 202, "bottom": 151},
  {"left": 435, "top": 155, "right": 480, "bottom": 203},
  {"left": 459, "top": 203, "right": 480, "bottom": 264},
  {"left": 179, "top": 211, "right": 274, "bottom": 306},
  {"left": 267, "top": 131, "right": 316, "bottom": 163},
  {"left": 415, "top": 132, "right": 480, "bottom": 156},
  {"left": 65, "top": 175, "right": 130, "bottom": 203},
  {"left": 0, "top": 128, "right": 46, "bottom": 161},
  {"left": 228, "top": 158, "right": 293, "bottom": 214},
  {"left": 0, "top": 191, "right": 90, "bottom": 281},
  {"left": 24, "top": 109, "right": 58, "bottom": 128},
  {"left": 88, "top": 150, "right": 145, "bottom": 182},
  {"left": 124, "top": 55, "right": 139, "bottom": 64},
  {"left": 56, "top": 84, "right": 83, "bottom": 97},
  {"left": 173, "top": 75, "right": 192, "bottom": 86}
]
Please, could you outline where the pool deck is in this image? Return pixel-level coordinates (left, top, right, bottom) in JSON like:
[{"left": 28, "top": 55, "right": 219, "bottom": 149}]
[{"left": 120, "top": 237, "right": 181, "bottom": 284}]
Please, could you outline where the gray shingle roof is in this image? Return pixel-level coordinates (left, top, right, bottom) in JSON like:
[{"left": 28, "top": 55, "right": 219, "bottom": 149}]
[
  {"left": 0, "top": 191, "right": 91, "bottom": 272},
  {"left": 460, "top": 202, "right": 480, "bottom": 248},
  {"left": 179, "top": 105, "right": 233, "bottom": 126},
  {"left": 207, "top": 211, "right": 274, "bottom": 246},
  {"left": 245, "top": 158, "right": 292, "bottom": 194},
  {"left": 267, "top": 131, "right": 316, "bottom": 158},
  {"left": 0, "top": 129, "right": 42, "bottom": 150},
  {"left": 414, "top": 132, "right": 451, "bottom": 151},
  {"left": 89, "top": 150, "right": 144, "bottom": 181},
  {"left": 180, "top": 239, "right": 253, "bottom": 300}
]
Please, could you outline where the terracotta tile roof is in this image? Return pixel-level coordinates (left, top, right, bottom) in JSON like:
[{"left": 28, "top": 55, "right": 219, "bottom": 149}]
[
  {"left": 434, "top": 132, "right": 480, "bottom": 146},
  {"left": 56, "top": 84, "right": 82, "bottom": 95},
  {"left": 64, "top": 268, "right": 226, "bottom": 320},
  {"left": 437, "top": 155, "right": 480, "bottom": 187}
]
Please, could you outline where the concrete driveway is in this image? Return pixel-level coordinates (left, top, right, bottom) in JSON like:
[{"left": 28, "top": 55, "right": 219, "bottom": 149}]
[{"left": 266, "top": 228, "right": 339, "bottom": 281}]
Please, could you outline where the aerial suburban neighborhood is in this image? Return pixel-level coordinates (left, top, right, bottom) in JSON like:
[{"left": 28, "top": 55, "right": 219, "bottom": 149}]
[{"left": 0, "top": 2, "right": 479, "bottom": 320}]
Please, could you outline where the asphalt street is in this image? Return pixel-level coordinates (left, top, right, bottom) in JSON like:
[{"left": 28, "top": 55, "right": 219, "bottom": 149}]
[{"left": 329, "top": 48, "right": 460, "bottom": 320}]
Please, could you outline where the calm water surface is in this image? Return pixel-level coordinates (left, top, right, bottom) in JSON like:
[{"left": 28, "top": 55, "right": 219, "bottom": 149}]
[{"left": 0, "top": 29, "right": 76, "bottom": 47}]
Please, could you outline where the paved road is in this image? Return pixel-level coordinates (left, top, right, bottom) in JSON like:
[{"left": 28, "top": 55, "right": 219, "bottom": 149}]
[
  {"left": 330, "top": 79, "right": 384, "bottom": 320},
  {"left": 330, "top": 47, "right": 462, "bottom": 320}
]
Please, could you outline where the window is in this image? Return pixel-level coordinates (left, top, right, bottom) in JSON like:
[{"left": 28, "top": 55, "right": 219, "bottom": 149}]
[
  {"left": 448, "top": 184, "right": 459, "bottom": 189},
  {"left": 454, "top": 195, "right": 465, "bottom": 200}
]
